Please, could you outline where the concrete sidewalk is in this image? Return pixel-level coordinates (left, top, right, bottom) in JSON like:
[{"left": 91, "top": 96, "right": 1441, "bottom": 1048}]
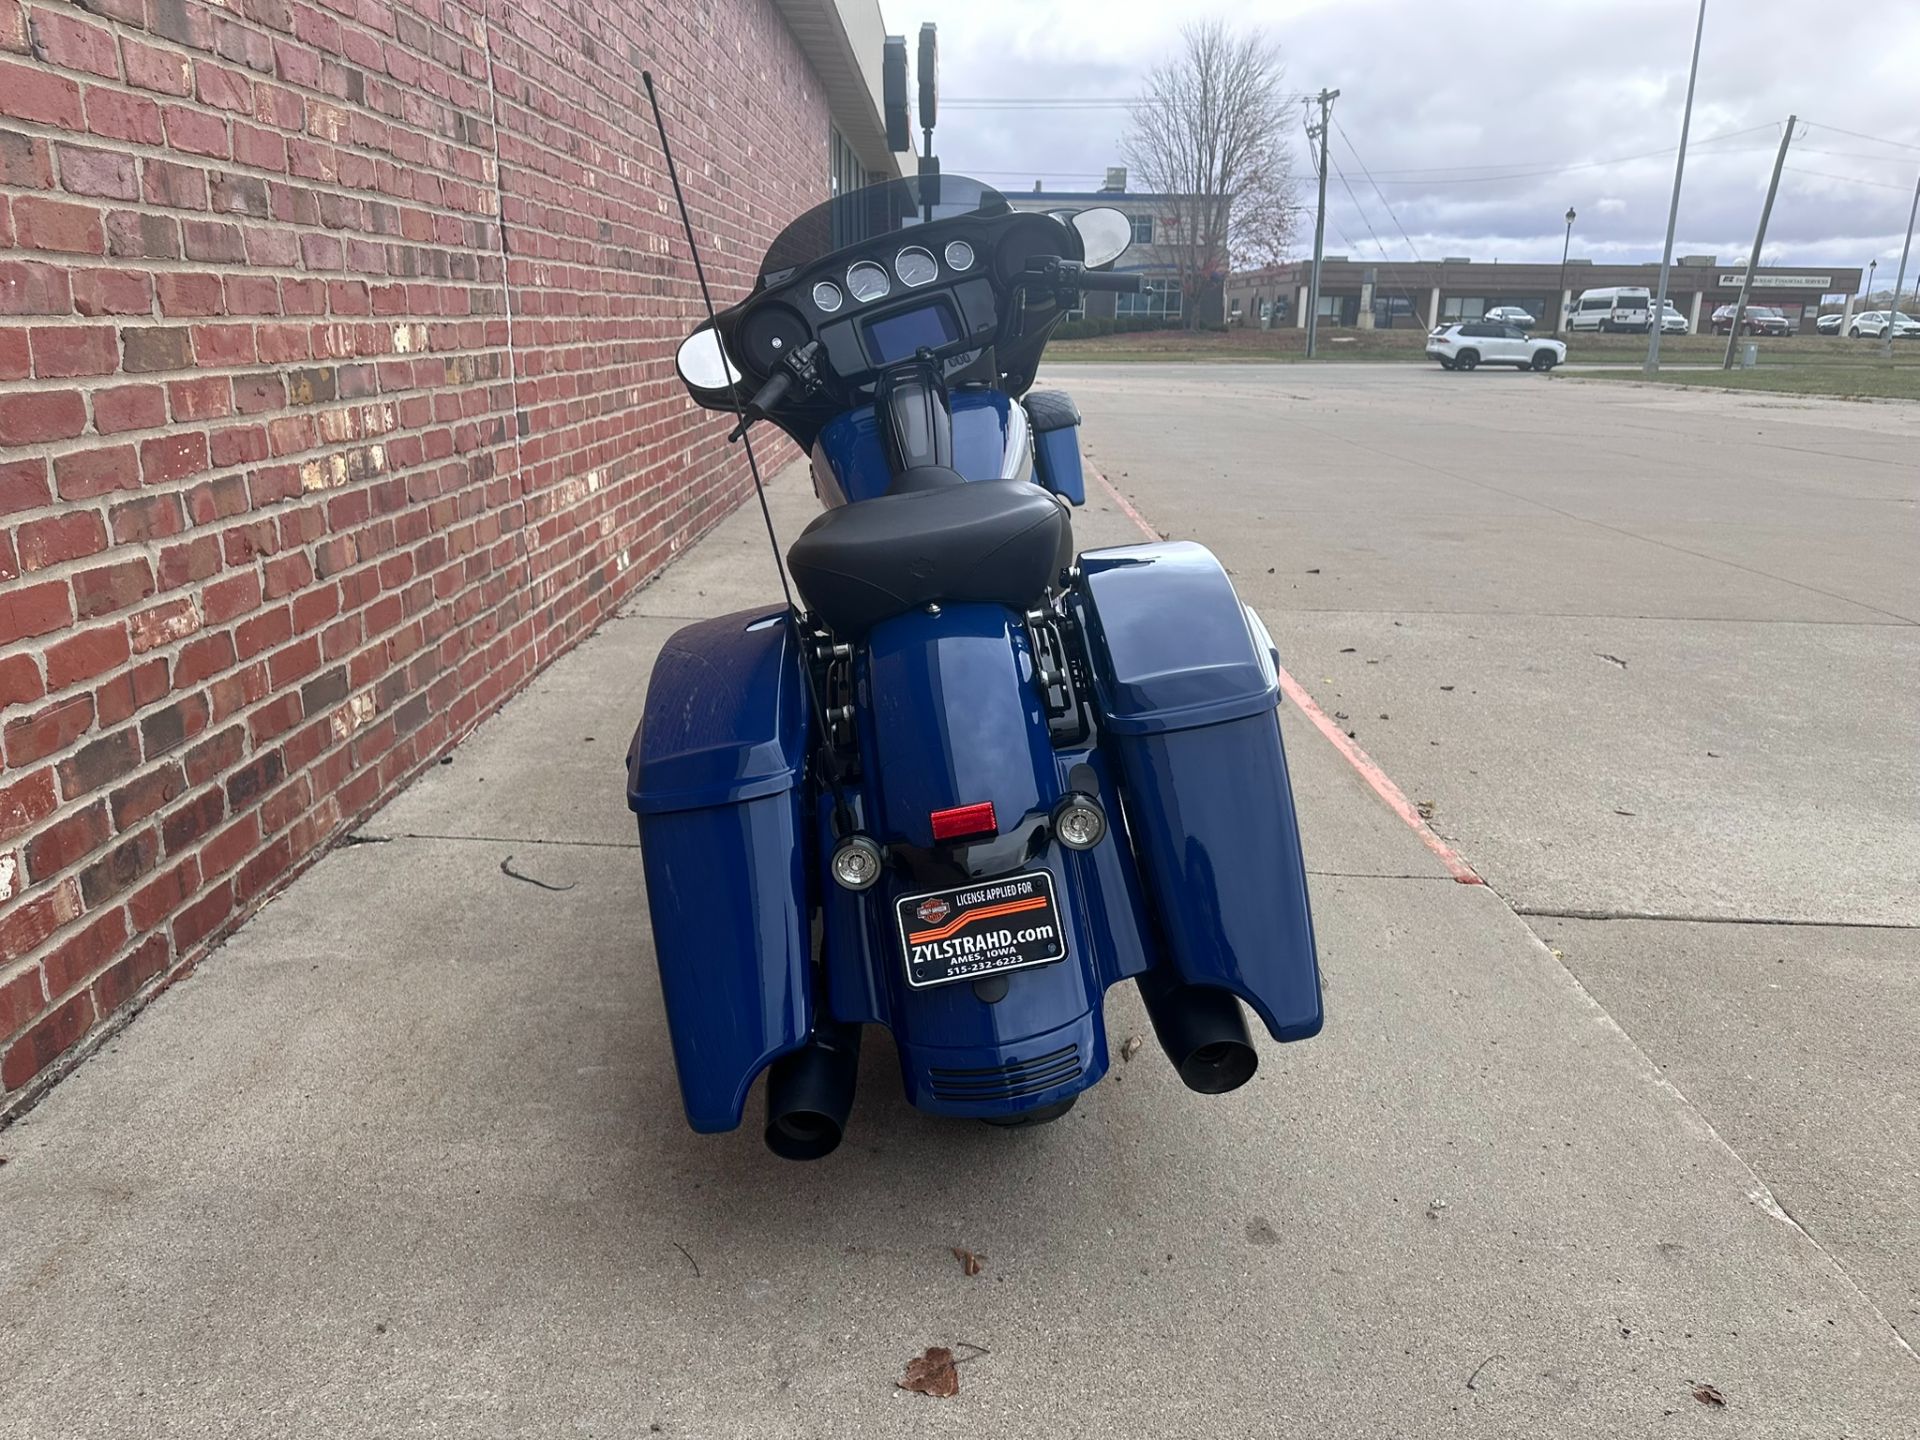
[{"left": 2, "top": 460, "right": 1914, "bottom": 1437}]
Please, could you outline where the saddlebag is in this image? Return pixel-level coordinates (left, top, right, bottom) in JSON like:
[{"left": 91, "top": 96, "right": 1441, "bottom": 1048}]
[
  {"left": 1073, "top": 543, "right": 1322, "bottom": 1040},
  {"left": 627, "top": 610, "right": 813, "bottom": 1131}
]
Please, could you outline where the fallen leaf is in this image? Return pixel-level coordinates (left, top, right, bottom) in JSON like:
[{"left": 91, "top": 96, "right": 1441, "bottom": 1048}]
[
  {"left": 1692, "top": 1383, "right": 1725, "bottom": 1407},
  {"left": 1121, "top": 1034, "right": 1144, "bottom": 1062},
  {"left": 951, "top": 1248, "right": 983, "bottom": 1277},
  {"left": 1596, "top": 653, "right": 1628, "bottom": 669},
  {"left": 1416, "top": 800, "right": 1436, "bottom": 820},
  {"left": 1439, "top": 685, "right": 1455, "bottom": 691},
  {"left": 1339, "top": 646, "right": 1356, "bottom": 654},
  {"left": 899, "top": 1346, "right": 959, "bottom": 1398}
]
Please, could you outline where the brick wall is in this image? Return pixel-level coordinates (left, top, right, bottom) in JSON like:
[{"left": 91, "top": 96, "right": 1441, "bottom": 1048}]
[{"left": 0, "top": 0, "right": 829, "bottom": 1112}]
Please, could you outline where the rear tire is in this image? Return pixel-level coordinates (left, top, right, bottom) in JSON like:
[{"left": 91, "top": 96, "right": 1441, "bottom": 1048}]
[
  {"left": 1531, "top": 350, "right": 1557, "bottom": 372},
  {"left": 1455, "top": 350, "right": 1479, "bottom": 371}
]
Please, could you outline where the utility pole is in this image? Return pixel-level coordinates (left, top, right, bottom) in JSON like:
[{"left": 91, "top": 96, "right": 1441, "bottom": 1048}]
[
  {"left": 1305, "top": 87, "right": 1338, "bottom": 359},
  {"left": 1721, "top": 116, "right": 1796, "bottom": 370},
  {"left": 1646, "top": 0, "right": 1708, "bottom": 373},
  {"left": 1556, "top": 206, "right": 1576, "bottom": 336},
  {"left": 1881, "top": 171, "right": 1919, "bottom": 360}
]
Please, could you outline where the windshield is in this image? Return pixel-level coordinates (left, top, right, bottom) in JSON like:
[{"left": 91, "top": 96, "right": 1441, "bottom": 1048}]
[{"left": 760, "top": 175, "right": 1012, "bottom": 279}]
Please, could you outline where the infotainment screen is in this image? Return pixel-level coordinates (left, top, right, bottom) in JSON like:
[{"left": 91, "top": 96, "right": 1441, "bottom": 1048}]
[{"left": 863, "top": 300, "right": 961, "bottom": 365}]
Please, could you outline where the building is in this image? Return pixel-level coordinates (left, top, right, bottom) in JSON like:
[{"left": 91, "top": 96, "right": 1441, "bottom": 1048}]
[
  {"left": 0, "top": 0, "right": 899, "bottom": 1111},
  {"left": 1006, "top": 167, "right": 1217, "bottom": 324},
  {"left": 1226, "top": 257, "right": 1867, "bottom": 334}
]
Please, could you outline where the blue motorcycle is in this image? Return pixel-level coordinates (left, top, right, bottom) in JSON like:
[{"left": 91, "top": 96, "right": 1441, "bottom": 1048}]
[{"left": 627, "top": 170, "right": 1321, "bottom": 1158}]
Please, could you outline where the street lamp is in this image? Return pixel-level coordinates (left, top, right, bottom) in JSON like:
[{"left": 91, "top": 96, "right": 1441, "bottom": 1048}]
[
  {"left": 1867, "top": 258, "right": 1877, "bottom": 307},
  {"left": 1556, "top": 206, "right": 1576, "bottom": 335}
]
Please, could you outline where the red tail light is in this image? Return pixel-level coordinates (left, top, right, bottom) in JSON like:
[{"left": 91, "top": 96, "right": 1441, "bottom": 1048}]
[{"left": 930, "top": 801, "right": 997, "bottom": 842}]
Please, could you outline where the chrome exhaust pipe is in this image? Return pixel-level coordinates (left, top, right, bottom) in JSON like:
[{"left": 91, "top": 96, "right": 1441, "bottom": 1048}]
[
  {"left": 1136, "top": 975, "right": 1259, "bottom": 1094},
  {"left": 763, "top": 1022, "right": 860, "bottom": 1160}
]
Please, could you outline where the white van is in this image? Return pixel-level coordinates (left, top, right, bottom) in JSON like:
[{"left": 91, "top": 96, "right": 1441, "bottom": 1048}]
[{"left": 1567, "top": 286, "right": 1653, "bottom": 334}]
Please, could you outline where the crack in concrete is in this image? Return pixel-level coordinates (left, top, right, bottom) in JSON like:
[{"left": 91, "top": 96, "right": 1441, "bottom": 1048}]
[{"left": 1516, "top": 905, "right": 1918, "bottom": 932}]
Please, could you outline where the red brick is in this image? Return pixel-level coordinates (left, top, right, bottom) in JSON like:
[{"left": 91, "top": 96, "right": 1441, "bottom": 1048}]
[
  {"left": 14, "top": 196, "right": 104, "bottom": 254},
  {"left": 167, "top": 374, "right": 230, "bottom": 419},
  {"left": 71, "top": 268, "right": 154, "bottom": 317},
  {"left": 85, "top": 87, "right": 164, "bottom": 145},
  {"left": 163, "top": 104, "right": 229, "bottom": 158},
  {"left": 0, "top": 59, "right": 84, "bottom": 130},
  {"left": 54, "top": 143, "right": 137, "bottom": 200},
  {"left": 0, "top": 967, "right": 47, "bottom": 1046},
  {"left": 0, "top": 878, "right": 83, "bottom": 960},
  {"left": 23, "top": 803, "right": 109, "bottom": 876},
  {"left": 191, "top": 322, "right": 253, "bottom": 365},
  {"left": 140, "top": 432, "right": 209, "bottom": 485},
  {"left": 72, "top": 557, "right": 154, "bottom": 620},
  {"left": 41, "top": 905, "right": 129, "bottom": 998},
  {"left": 76, "top": 826, "right": 158, "bottom": 905},
  {"left": 181, "top": 218, "right": 243, "bottom": 263},
  {"left": 158, "top": 271, "right": 224, "bottom": 317},
  {"left": 143, "top": 691, "right": 210, "bottom": 758},
  {"left": 111, "top": 493, "right": 186, "bottom": 544},
  {"left": 0, "top": 259, "right": 71, "bottom": 314},
  {"left": 55, "top": 443, "right": 140, "bottom": 500},
  {"left": 27, "top": 11, "right": 121, "bottom": 80},
  {"left": 91, "top": 930, "right": 170, "bottom": 1014},
  {"left": 171, "top": 879, "right": 232, "bottom": 950},
  {"left": 0, "top": 324, "right": 24, "bottom": 380},
  {"left": 182, "top": 723, "right": 242, "bottom": 786},
  {"left": 106, "top": 209, "right": 179, "bottom": 259},
  {"left": 1, "top": 987, "right": 96, "bottom": 1090},
  {"left": 0, "top": 579, "right": 73, "bottom": 646},
  {"left": 0, "top": 130, "right": 52, "bottom": 187},
  {"left": 128, "top": 857, "right": 196, "bottom": 932},
  {"left": 45, "top": 624, "right": 131, "bottom": 689},
  {"left": 57, "top": 725, "right": 141, "bottom": 797},
  {"left": 231, "top": 121, "right": 285, "bottom": 171},
  {"left": 195, "top": 62, "right": 253, "bottom": 113},
  {"left": 129, "top": 597, "right": 200, "bottom": 652},
  {"left": 92, "top": 656, "right": 167, "bottom": 728},
  {"left": 121, "top": 325, "right": 194, "bottom": 372},
  {"left": 0, "top": 389, "right": 87, "bottom": 443},
  {"left": 0, "top": 653, "right": 45, "bottom": 709},
  {"left": 234, "top": 605, "right": 291, "bottom": 659},
  {"left": 16, "top": 512, "right": 107, "bottom": 572},
  {"left": 92, "top": 384, "right": 166, "bottom": 433},
  {"left": 141, "top": 155, "right": 207, "bottom": 209},
  {"left": 172, "top": 631, "right": 234, "bottom": 688},
  {"left": 0, "top": 767, "right": 59, "bottom": 842},
  {"left": 157, "top": 534, "right": 222, "bottom": 590},
  {"left": 123, "top": 38, "right": 195, "bottom": 97},
  {"left": 111, "top": 761, "right": 187, "bottom": 832},
  {"left": 29, "top": 324, "right": 118, "bottom": 378}
]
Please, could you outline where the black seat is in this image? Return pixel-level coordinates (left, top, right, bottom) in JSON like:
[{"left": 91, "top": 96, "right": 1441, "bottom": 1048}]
[{"left": 788, "top": 479, "right": 1070, "bottom": 637}]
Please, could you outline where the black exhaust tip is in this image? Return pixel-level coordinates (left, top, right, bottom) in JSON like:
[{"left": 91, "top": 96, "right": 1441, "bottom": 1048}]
[
  {"left": 1137, "top": 977, "right": 1259, "bottom": 1095},
  {"left": 763, "top": 1023, "right": 860, "bottom": 1160}
]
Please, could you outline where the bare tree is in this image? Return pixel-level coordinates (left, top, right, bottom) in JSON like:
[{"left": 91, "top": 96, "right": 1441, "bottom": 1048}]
[{"left": 1123, "top": 22, "right": 1298, "bottom": 328}]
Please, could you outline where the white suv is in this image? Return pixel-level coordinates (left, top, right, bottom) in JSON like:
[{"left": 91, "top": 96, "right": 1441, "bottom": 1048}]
[
  {"left": 1427, "top": 321, "right": 1567, "bottom": 372},
  {"left": 1849, "top": 310, "right": 1920, "bottom": 339}
]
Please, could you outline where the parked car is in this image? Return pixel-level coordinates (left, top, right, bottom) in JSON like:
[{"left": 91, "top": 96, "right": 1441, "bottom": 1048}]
[
  {"left": 1426, "top": 322, "right": 1566, "bottom": 372},
  {"left": 1816, "top": 312, "right": 1845, "bottom": 334},
  {"left": 1848, "top": 310, "right": 1920, "bottom": 339},
  {"left": 1658, "top": 300, "right": 1689, "bottom": 334},
  {"left": 1567, "top": 286, "right": 1653, "bottom": 333},
  {"left": 1711, "top": 304, "right": 1792, "bottom": 336},
  {"left": 1484, "top": 305, "right": 1537, "bottom": 328}
]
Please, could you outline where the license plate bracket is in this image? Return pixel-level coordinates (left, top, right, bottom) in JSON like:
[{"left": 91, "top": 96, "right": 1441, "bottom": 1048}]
[{"left": 895, "top": 871, "right": 1066, "bottom": 990}]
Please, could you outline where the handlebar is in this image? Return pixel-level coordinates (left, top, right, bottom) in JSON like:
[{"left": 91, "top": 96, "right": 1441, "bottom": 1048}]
[{"left": 1075, "top": 270, "right": 1142, "bottom": 294}]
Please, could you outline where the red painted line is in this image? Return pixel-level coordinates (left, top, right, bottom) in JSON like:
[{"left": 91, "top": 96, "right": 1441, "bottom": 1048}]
[{"left": 1087, "top": 461, "right": 1485, "bottom": 885}]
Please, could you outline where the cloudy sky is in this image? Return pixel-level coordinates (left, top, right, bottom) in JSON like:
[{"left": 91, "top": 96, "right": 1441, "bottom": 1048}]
[{"left": 880, "top": 0, "right": 1920, "bottom": 282}]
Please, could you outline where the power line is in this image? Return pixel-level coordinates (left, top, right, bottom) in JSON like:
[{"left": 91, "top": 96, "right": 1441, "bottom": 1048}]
[
  {"left": 1782, "top": 166, "right": 1919, "bottom": 194},
  {"left": 1800, "top": 121, "right": 1920, "bottom": 154},
  {"left": 1332, "top": 116, "right": 1425, "bottom": 265},
  {"left": 1354, "top": 123, "right": 1778, "bottom": 185}
]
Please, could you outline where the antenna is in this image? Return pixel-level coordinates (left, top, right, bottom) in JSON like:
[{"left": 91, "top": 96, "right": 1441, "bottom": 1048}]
[{"left": 641, "top": 71, "right": 852, "bottom": 828}]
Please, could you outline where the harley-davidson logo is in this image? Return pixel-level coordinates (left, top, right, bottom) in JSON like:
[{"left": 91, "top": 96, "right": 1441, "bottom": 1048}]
[{"left": 915, "top": 897, "right": 952, "bottom": 925}]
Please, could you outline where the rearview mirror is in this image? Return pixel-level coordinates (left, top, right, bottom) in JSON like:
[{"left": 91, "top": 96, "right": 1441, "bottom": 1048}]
[
  {"left": 674, "top": 328, "right": 741, "bottom": 392},
  {"left": 1071, "top": 207, "right": 1131, "bottom": 268}
]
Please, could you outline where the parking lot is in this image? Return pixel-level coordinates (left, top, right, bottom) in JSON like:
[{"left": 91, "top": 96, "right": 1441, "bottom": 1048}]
[{"left": 2, "top": 365, "right": 1915, "bottom": 1436}]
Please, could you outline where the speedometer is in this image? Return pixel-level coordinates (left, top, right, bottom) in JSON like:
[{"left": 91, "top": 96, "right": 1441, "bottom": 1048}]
[
  {"left": 847, "top": 261, "right": 890, "bottom": 303},
  {"left": 895, "top": 246, "right": 938, "bottom": 288}
]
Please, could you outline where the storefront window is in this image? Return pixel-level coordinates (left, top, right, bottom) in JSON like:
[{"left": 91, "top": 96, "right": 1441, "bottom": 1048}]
[{"left": 1118, "top": 280, "right": 1182, "bottom": 318}]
